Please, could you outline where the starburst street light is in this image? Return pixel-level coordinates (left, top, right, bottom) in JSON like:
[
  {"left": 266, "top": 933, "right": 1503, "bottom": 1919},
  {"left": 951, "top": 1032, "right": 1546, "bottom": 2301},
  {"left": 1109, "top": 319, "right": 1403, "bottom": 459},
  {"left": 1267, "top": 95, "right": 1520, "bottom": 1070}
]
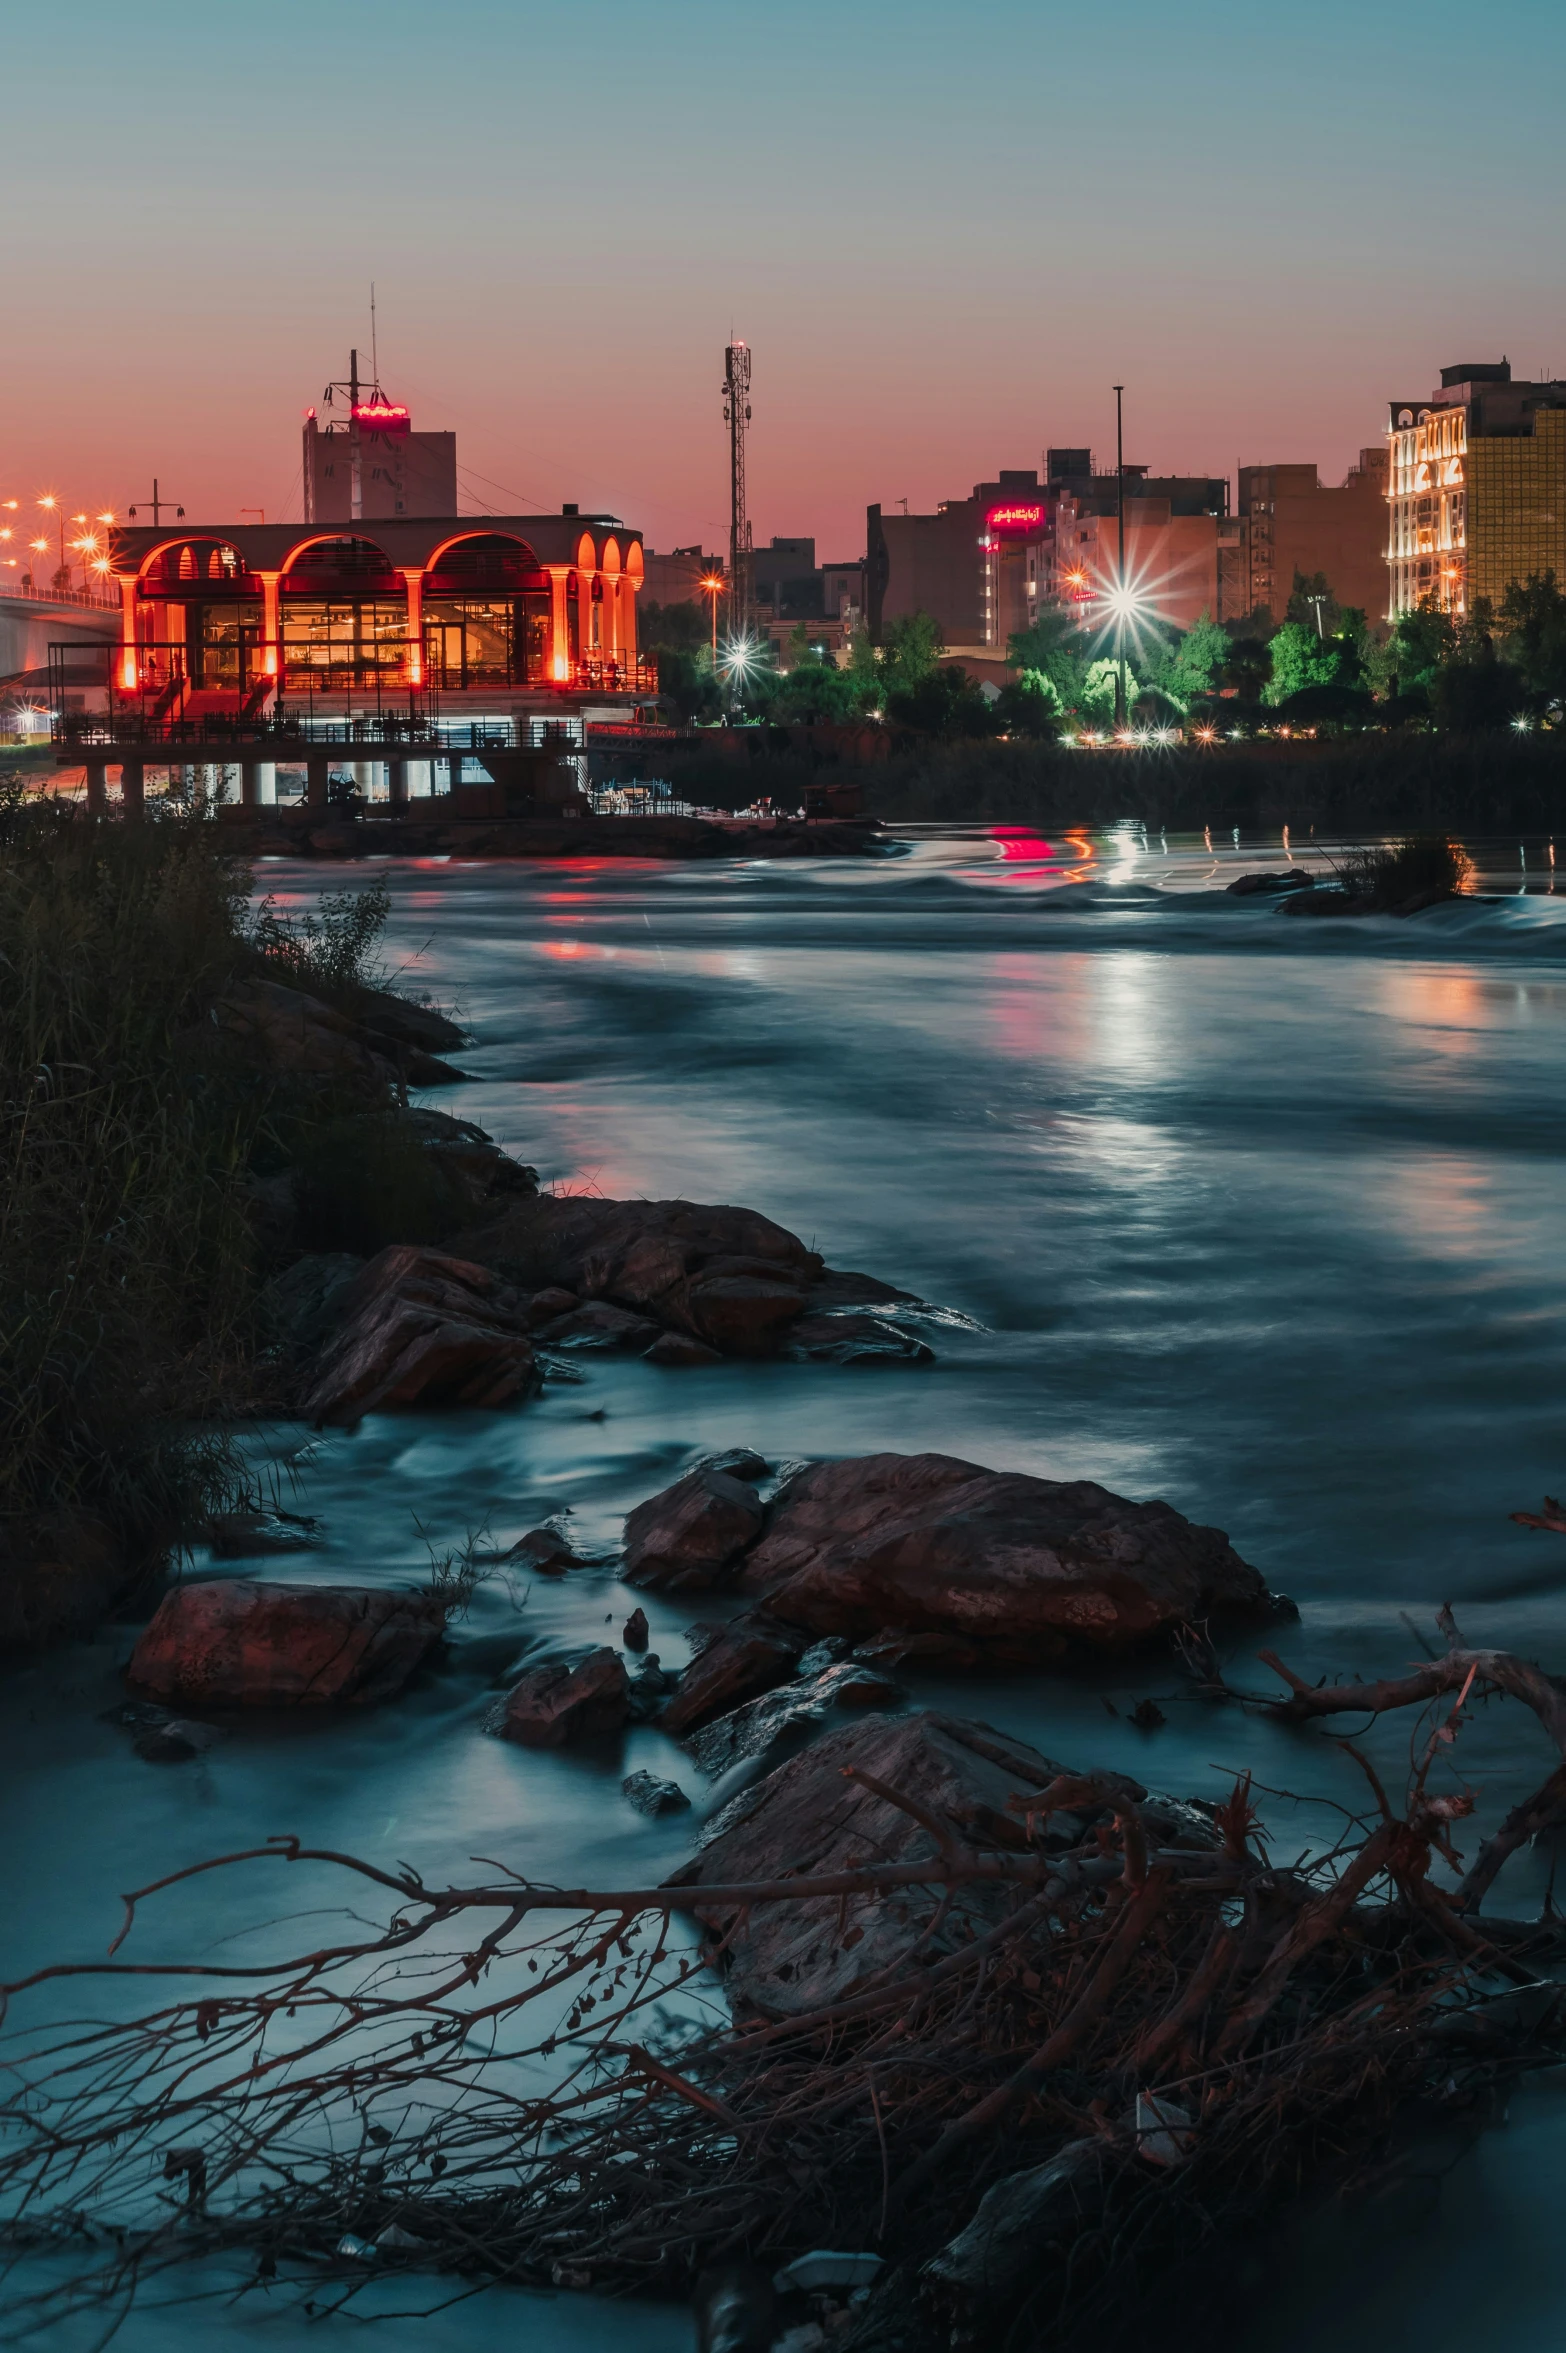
[{"left": 699, "top": 570, "right": 725, "bottom": 665}]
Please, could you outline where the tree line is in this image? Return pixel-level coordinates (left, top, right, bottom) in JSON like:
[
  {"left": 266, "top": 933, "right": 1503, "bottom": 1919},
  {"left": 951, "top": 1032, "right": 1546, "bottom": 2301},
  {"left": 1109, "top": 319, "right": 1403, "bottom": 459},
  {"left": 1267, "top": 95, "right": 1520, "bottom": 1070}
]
[{"left": 637, "top": 570, "right": 1566, "bottom": 739}]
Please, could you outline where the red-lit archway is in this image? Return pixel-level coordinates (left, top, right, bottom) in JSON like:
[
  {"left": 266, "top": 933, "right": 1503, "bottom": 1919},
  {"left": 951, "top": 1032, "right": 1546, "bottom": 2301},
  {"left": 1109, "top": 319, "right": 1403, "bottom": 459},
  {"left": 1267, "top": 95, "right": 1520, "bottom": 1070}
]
[{"left": 421, "top": 530, "right": 551, "bottom": 689}]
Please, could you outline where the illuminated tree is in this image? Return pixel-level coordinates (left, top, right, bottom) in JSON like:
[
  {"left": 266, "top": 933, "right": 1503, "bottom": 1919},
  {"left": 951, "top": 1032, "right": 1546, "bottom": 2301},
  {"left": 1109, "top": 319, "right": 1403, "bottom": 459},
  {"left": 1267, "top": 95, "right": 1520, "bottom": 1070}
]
[{"left": 1007, "top": 609, "right": 1092, "bottom": 712}]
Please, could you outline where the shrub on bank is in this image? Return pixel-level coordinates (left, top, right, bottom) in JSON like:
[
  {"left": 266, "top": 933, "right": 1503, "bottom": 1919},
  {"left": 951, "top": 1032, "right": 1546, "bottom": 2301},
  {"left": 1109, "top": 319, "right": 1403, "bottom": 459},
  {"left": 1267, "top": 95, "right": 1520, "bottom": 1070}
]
[{"left": 0, "top": 798, "right": 424, "bottom": 1646}]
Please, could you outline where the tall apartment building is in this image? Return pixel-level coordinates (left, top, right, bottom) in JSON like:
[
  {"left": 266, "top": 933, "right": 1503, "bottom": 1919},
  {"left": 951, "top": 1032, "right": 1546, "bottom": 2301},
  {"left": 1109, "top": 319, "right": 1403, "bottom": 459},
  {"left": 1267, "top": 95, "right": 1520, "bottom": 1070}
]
[
  {"left": 1236, "top": 452, "right": 1387, "bottom": 622},
  {"left": 1386, "top": 361, "right": 1566, "bottom": 619}
]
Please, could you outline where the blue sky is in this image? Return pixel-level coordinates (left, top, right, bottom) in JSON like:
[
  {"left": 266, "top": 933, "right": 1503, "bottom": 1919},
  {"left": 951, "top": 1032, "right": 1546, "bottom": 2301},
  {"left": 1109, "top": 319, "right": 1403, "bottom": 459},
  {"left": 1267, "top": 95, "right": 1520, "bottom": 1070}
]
[{"left": 4, "top": 0, "right": 1562, "bottom": 551}]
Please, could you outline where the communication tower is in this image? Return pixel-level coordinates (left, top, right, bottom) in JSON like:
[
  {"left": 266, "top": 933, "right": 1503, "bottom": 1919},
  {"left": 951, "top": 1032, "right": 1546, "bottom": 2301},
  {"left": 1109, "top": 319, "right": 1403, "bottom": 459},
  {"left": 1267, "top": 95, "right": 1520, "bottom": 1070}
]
[{"left": 723, "top": 341, "right": 753, "bottom": 634}]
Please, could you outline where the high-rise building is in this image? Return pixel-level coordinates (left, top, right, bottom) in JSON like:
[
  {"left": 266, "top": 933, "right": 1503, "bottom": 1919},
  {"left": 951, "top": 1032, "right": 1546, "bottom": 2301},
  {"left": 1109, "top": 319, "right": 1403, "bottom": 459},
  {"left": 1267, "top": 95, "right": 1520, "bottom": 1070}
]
[
  {"left": 1235, "top": 453, "right": 1387, "bottom": 623},
  {"left": 1386, "top": 361, "right": 1566, "bottom": 619}
]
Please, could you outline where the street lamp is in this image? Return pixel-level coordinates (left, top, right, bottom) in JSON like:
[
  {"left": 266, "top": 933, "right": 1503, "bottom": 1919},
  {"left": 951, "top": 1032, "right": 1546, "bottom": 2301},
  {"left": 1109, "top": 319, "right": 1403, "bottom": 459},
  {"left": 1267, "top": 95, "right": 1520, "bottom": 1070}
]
[
  {"left": 38, "top": 495, "right": 65, "bottom": 588},
  {"left": 700, "top": 571, "right": 725, "bottom": 666}
]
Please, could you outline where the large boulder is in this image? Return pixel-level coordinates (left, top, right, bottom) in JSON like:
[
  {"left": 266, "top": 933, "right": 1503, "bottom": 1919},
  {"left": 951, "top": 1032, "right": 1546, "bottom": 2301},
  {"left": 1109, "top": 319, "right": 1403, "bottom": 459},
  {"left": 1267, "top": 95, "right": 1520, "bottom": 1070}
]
[
  {"left": 736, "top": 1452, "right": 1272, "bottom": 1661},
  {"left": 450, "top": 1194, "right": 919, "bottom": 1360},
  {"left": 671, "top": 1710, "right": 1101, "bottom": 2017},
  {"left": 128, "top": 1580, "right": 444, "bottom": 1708},
  {"left": 299, "top": 1246, "right": 541, "bottom": 1424},
  {"left": 621, "top": 1467, "right": 766, "bottom": 1592},
  {"left": 495, "top": 1647, "right": 629, "bottom": 1747}
]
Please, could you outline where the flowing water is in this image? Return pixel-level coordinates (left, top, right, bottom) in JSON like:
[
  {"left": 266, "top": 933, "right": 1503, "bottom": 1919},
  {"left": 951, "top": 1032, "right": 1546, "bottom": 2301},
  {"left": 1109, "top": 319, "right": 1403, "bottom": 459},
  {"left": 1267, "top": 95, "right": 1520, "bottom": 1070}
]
[{"left": 9, "top": 825, "right": 1566, "bottom": 2348}]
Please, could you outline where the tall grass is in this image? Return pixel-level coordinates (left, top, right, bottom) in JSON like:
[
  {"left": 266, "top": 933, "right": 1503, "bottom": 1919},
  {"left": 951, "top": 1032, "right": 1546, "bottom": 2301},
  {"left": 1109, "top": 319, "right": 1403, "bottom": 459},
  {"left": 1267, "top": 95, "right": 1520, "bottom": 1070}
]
[
  {"left": 0, "top": 800, "right": 264, "bottom": 1634},
  {"left": 0, "top": 804, "right": 407, "bottom": 1644}
]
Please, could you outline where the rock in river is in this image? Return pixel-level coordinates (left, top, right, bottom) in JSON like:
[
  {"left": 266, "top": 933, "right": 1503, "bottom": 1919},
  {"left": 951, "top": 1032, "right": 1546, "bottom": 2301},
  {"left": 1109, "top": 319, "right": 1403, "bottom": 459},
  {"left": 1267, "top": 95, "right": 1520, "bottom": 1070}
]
[
  {"left": 671, "top": 1709, "right": 1098, "bottom": 2017},
  {"left": 621, "top": 1467, "right": 766, "bottom": 1592},
  {"left": 734, "top": 1451, "right": 1273, "bottom": 1662},
  {"left": 449, "top": 1193, "right": 922, "bottom": 1360},
  {"left": 495, "top": 1647, "right": 630, "bottom": 1747},
  {"left": 128, "top": 1580, "right": 445, "bottom": 1708},
  {"left": 300, "top": 1245, "right": 541, "bottom": 1424},
  {"left": 658, "top": 1614, "right": 808, "bottom": 1736}
]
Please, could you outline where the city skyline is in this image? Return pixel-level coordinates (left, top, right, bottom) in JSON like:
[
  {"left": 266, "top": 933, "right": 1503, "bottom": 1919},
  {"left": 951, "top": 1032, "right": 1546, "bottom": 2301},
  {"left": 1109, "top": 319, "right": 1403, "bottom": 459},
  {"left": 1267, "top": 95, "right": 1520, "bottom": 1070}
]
[{"left": 4, "top": 0, "right": 1563, "bottom": 557}]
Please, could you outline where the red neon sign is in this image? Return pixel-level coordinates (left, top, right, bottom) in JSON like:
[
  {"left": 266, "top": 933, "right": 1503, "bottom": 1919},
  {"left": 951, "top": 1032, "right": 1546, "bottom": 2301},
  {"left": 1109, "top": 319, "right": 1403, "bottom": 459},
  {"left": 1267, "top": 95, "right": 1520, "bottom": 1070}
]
[
  {"left": 986, "top": 502, "right": 1045, "bottom": 534},
  {"left": 353, "top": 402, "right": 411, "bottom": 435}
]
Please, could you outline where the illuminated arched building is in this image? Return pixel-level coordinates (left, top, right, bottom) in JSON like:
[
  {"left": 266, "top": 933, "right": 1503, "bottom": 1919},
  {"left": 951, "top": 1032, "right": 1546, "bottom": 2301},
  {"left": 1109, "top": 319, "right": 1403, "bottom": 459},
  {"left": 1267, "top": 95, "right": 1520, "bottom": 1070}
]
[{"left": 107, "top": 512, "right": 651, "bottom": 716}]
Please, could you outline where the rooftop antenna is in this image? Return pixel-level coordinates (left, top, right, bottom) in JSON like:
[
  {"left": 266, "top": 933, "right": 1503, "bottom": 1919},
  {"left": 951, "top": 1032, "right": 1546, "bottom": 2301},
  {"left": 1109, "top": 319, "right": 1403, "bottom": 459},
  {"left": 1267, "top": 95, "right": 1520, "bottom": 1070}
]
[
  {"left": 370, "top": 283, "right": 379, "bottom": 387},
  {"left": 321, "top": 350, "right": 366, "bottom": 520}
]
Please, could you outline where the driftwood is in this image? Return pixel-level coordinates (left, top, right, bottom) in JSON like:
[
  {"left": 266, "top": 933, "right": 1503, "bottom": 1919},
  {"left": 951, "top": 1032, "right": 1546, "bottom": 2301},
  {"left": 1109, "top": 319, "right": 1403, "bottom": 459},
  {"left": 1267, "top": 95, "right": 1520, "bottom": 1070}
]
[{"left": 6, "top": 1618, "right": 1566, "bottom": 2350}]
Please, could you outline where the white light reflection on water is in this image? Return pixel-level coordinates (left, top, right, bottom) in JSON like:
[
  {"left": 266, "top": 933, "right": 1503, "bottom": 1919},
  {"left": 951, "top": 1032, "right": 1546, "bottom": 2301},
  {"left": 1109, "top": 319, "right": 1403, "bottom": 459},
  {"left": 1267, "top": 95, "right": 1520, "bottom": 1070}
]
[{"left": 11, "top": 828, "right": 1566, "bottom": 2351}]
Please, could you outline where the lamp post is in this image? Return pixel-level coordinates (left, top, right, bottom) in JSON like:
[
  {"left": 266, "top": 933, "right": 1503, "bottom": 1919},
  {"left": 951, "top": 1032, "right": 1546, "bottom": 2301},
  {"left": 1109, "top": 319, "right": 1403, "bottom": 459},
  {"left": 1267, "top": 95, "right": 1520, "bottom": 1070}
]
[
  {"left": 700, "top": 570, "right": 725, "bottom": 668},
  {"left": 38, "top": 496, "right": 65, "bottom": 591},
  {"left": 1112, "top": 385, "right": 1128, "bottom": 731}
]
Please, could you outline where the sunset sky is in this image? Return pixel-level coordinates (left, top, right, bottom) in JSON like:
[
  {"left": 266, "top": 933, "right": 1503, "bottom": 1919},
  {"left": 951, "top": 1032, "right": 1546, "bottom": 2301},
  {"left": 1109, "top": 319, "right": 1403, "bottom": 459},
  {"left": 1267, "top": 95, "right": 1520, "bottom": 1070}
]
[{"left": 6, "top": 0, "right": 1564, "bottom": 558}]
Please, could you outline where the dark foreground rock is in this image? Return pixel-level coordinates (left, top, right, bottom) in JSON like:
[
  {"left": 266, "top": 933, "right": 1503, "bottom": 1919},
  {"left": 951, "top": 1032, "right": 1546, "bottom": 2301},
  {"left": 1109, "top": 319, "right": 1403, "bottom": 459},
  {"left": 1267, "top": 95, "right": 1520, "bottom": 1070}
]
[
  {"left": 1226, "top": 869, "right": 1314, "bottom": 896},
  {"left": 212, "top": 975, "right": 467, "bottom": 1091},
  {"left": 671, "top": 1709, "right": 1148, "bottom": 2017},
  {"left": 494, "top": 1647, "right": 630, "bottom": 1747},
  {"left": 299, "top": 1246, "right": 542, "bottom": 1423},
  {"left": 658, "top": 1614, "right": 807, "bottom": 1735},
  {"left": 735, "top": 1452, "right": 1275, "bottom": 1662},
  {"left": 451, "top": 1193, "right": 923, "bottom": 1362},
  {"left": 683, "top": 1657, "right": 903, "bottom": 1778},
  {"left": 128, "top": 1580, "right": 445, "bottom": 1708},
  {"left": 622, "top": 1467, "right": 767, "bottom": 1592}
]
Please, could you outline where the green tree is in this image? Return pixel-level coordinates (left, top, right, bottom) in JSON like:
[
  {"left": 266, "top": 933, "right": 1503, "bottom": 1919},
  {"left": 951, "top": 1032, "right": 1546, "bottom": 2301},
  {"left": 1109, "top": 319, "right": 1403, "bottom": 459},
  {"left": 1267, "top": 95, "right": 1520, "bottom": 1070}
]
[
  {"left": 886, "top": 664, "right": 997, "bottom": 737},
  {"left": 1080, "top": 657, "right": 1138, "bottom": 723},
  {"left": 1499, "top": 571, "right": 1566, "bottom": 699},
  {"left": 993, "top": 670, "right": 1061, "bottom": 737},
  {"left": 876, "top": 612, "right": 944, "bottom": 695},
  {"left": 1285, "top": 570, "right": 1340, "bottom": 636},
  {"left": 1147, "top": 609, "right": 1229, "bottom": 711},
  {"left": 1387, "top": 601, "right": 1458, "bottom": 693},
  {"left": 1008, "top": 609, "right": 1092, "bottom": 712},
  {"left": 1264, "top": 620, "right": 1346, "bottom": 705}
]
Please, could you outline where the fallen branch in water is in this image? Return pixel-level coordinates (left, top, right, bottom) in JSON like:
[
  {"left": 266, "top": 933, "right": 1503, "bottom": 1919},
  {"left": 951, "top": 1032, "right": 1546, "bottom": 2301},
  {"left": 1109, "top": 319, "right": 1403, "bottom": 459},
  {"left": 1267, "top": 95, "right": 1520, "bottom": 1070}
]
[{"left": 5, "top": 1641, "right": 1566, "bottom": 2353}]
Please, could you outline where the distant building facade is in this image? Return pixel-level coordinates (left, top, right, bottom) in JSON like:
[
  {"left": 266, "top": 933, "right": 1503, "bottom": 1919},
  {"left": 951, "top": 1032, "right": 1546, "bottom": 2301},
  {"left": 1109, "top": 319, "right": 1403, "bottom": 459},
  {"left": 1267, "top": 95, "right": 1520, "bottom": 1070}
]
[
  {"left": 868, "top": 460, "right": 1235, "bottom": 658},
  {"left": 640, "top": 545, "right": 722, "bottom": 605},
  {"left": 1386, "top": 361, "right": 1566, "bottom": 619},
  {"left": 1235, "top": 453, "right": 1388, "bottom": 623}
]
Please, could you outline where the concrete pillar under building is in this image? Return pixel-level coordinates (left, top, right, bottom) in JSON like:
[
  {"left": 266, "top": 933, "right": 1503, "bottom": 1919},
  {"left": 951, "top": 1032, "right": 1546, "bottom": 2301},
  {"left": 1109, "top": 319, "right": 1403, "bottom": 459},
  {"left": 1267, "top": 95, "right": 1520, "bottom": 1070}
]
[
  {"left": 306, "top": 753, "right": 329, "bottom": 814},
  {"left": 388, "top": 760, "right": 408, "bottom": 806},
  {"left": 240, "top": 759, "right": 262, "bottom": 809},
  {"left": 256, "top": 762, "right": 277, "bottom": 805},
  {"left": 120, "top": 760, "right": 145, "bottom": 819},
  {"left": 85, "top": 760, "right": 108, "bottom": 815}
]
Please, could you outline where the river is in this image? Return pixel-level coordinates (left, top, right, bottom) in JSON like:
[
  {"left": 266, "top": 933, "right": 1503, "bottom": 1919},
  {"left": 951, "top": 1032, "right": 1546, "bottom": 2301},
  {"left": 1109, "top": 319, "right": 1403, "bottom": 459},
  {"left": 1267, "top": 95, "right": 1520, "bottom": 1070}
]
[{"left": 8, "top": 824, "right": 1566, "bottom": 2349}]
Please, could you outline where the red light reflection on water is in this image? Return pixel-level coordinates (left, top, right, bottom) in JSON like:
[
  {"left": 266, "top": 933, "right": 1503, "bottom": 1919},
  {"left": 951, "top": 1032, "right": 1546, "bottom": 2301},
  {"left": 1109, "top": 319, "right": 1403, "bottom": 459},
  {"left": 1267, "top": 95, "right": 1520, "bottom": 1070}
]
[{"left": 992, "top": 827, "right": 1055, "bottom": 862}]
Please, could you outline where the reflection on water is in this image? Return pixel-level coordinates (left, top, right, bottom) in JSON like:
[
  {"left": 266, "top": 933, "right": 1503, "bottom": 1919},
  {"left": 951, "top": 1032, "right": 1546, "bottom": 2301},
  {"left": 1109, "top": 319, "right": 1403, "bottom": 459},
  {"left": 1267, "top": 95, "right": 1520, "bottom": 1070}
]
[{"left": 11, "top": 827, "right": 1566, "bottom": 2349}]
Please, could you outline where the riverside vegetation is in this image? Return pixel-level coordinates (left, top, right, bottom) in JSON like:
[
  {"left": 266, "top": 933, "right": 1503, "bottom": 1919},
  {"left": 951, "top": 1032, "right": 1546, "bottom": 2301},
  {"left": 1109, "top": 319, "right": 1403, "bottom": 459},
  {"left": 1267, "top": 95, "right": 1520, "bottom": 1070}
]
[{"left": 9, "top": 796, "right": 1566, "bottom": 2352}]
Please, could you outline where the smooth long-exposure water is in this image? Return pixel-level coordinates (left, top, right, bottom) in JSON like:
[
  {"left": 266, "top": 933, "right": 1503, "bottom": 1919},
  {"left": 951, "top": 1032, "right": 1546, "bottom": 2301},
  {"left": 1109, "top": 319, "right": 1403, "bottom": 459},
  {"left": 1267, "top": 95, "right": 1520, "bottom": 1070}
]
[{"left": 9, "top": 826, "right": 1566, "bottom": 2349}]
